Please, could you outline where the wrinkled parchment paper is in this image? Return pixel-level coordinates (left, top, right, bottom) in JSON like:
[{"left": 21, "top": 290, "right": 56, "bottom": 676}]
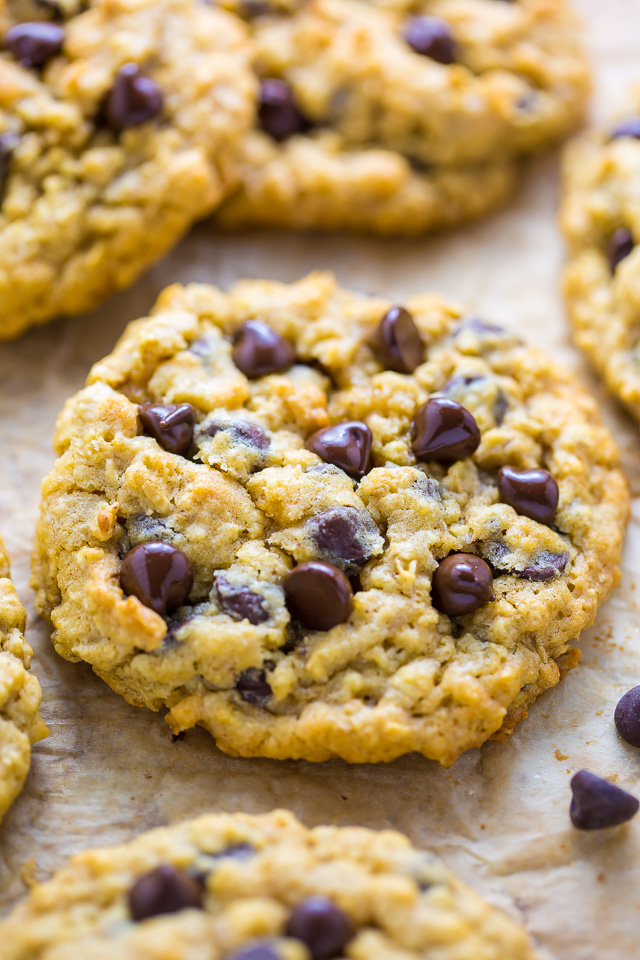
[{"left": 1, "top": 1, "right": 640, "bottom": 956}]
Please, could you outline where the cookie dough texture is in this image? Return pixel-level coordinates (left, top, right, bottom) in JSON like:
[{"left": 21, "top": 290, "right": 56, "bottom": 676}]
[
  {"left": 0, "top": 535, "right": 47, "bottom": 824},
  {"left": 32, "top": 273, "right": 628, "bottom": 766},
  {"left": 216, "top": 0, "right": 590, "bottom": 234},
  {"left": 0, "top": 0, "right": 255, "bottom": 340},
  {"left": 0, "top": 809, "right": 536, "bottom": 959}
]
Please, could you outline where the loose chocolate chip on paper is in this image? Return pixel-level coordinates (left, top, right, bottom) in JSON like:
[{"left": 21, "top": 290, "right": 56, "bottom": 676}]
[
  {"left": 412, "top": 397, "right": 480, "bottom": 463},
  {"left": 120, "top": 542, "right": 193, "bottom": 617},
  {"left": 128, "top": 865, "right": 203, "bottom": 921},
  {"left": 258, "top": 78, "right": 308, "bottom": 141},
  {"left": 306, "top": 421, "right": 372, "bottom": 479},
  {"left": 497, "top": 465, "right": 559, "bottom": 526},
  {"left": 284, "top": 561, "right": 353, "bottom": 631},
  {"left": 236, "top": 667, "right": 272, "bottom": 706},
  {"left": 608, "top": 227, "right": 634, "bottom": 273},
  {"left": 369, "top": 306, "right": 424, "bottom": 374},
  {"left": 432, "top": 554, "right": 494, "bottom": 617},
  {"left": 286, "top": 896, "right": 352, "bottom": 960},
  {"left": 233, "top": 319, "right": 295, "bottom": 378},
  {"left": 139, "top": 402, "right": 195, "bottom": 456},
  {"left": 570, "top": 770, "right": 639, "bottom": 830},
  {"left": 5, "top": 22, "right": 64, "bottom": 68},
  {"left": 105, "top": 62, "right": 163, "bottom": 131},
  {"left": 404, "top": 16, "right": 456, "bottom": 64},
  {"left": 615, "top": 686, "right": 640, "bottom": 748}
]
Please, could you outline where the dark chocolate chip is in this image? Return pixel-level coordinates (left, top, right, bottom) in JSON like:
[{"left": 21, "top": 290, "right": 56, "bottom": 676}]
[
  {"left": 570, "top": 770, "right": 639, "bottom": 830},
  {"left": 215, "top": 575, "right": 269, "bottom": 625},
  {"left": 128, "top": 865, "right": 203, "bottom": 920},
  {"left": 432, "top": 554, "right": 494, "bottom": 617},
  {"left": 207, "top": 420, "right": 270, "bottom": 451},
  {"left": 306, "top": 421, "right": 372, "bottom": 479},
  {"left": 284, "top": 561, "right": 353, "bottom": 631},
  {"left": 287, "top": 897, "right": 351, "bottom": 960},
  {"left": 232, "top": 319, "right": 295, "bottom": 378},
  {"left": 519, "top": 552, "right": 567, "bottom": 581},
  {"left": 236, "top": 667, "right": 272, "bottom": 706},
  {"left": 615, "top": 686, "right": 640, "bottom": 748},
  {"left": 258, "top": 78, "right": 308, "bottom": 141},
  {"left": 403, "top": 16, "right": 456, "bottom": 64},
  {"left": 412, "top": 397, "right": 481, "bottom": 463},
  {"left": 308, "top": 507, "right": 378, "bottom": 574},
  {"left": 497, "top": 465, "right": 559, "bottom": 526},
  {"left": 608, "top": 227, "right": 634, "bottom": 273},
  {"left": 104, "top": 62, "right": 163, "bottom": 132},
  {"left": 120, "top": 542, "right": 193, "bottom": 617},
  {"left": 227, "top": 945, "right": 280, "bottom": 960},
  {"left": 611, "top": 116, "right": 640, "bottom": 140},
  {"left": 0, "top": 132, "right": 19, "bottom": 195},
  {"left": 5, "top": 22, "right": 64, "bottom": 68},
  {"left": 369, "top": 306, "right": 424, "bottom": 374},
  {"left": 139, "top": 402, "right": 195, "bottom": 456}
]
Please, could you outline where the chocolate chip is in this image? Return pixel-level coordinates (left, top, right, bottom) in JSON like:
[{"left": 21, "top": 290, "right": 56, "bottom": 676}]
[
  {"left": 236, "top": 667, "right": 272, "bottom": 706},
  {"left": 306, "top": 421, "right": 372, "bottom": 479},
  {"left": 497, "top": 466, "right": 559, "bottom": 526},
  {"left": 5, "top": 22, "right": 64, "bottom": 68},
  {"left": 228, "top": 945, "right": 280, "bottom": 960},
  {"left": 412, "top": 397, "right": 481, "bottom": 463},
  {"left": 570, "top": 770, "right": 639, "bottom": 830},
  {"left": 286, "top": 897, "right": 352, "bottom": 960},
  {"left": 369, "top": 306, "right": 424, "bottom": 374},
  {"left": 104, "top": 63, "right": 163, "bottom": 131},
  {"left": 615, "top": 686, "right": 640, "bottom": 748},
  {"left": 611, "top": 116, "right": 640, "bottom": 140},
  {"left": 214, "top": 842, "right": 255, "bottom": 861},
  {"left": 258, "top": 78, "right": 308, "bottom": 141},
  {"left": 455, "top": 316, "right": 507, "bottom": 336},
  {"left": 208, "top": 420, "right": 270, "bottom": 451},
  {"left": 284, "top": 561, "right": 353, "bottom": 631},
  {"left": 404, "top": 16, "right": 456, "bottom": 64},
  {"left": 0, "top": 132, "right": 19, "bottom": 196},
  {"left": 215, "top": 574, "right": 269, "bottom": 625},
  {"left": 608, "top": 227, "right": 634, "bottom": 273},
  {"left": 432, "top": 554, "right": 494, "bottom": 617},
  {"left": 128, "top": 865, "right": 203, "bottom": 921},
  {"left": 308, "top": 507, "right": 378, "bottom": 574},
  {"left": 232, "top": 320, "right": 295, "bottom": 378},
  {"left": 519, "top": 551, "right": 567, "bottom": 581},
  {"left": 120, "top": 542, "right": 193, "bottom": 616},
  {"left": 139, "top": 402, "right": 195, "bottom": 456}
]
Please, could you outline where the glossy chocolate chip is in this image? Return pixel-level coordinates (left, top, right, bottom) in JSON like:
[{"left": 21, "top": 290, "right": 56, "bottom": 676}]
[
  {"left": 306, "top": 421, "right": 372, "bottom": 479},
  {"left": 309, "top": 507, "right": 379, "bottom": 574},
  {"left": 120, "top": 542, "right": 193, "bottom": 617},
  {"left": 369, "top": 306, "right": 424, "bottom": 374},
  {"left": 519, "top": 551, "right": 567, "bottom": 581},
  {"left": 215, "top": 575, "right": 269, "bottom": 625},
  {"left": 432, "top": 554, "right": 494, "bottom": 617},
  {"left": 569, "top": 770, "right": 639, "bottom": 830},
  {"left": 404, "top": 16, "right": 456, "bottom": 64},
  {"left": 615, "top": 686, "right": 640, "bottom": 748},
  {"left": 258, "top": 78, "right": 307, "bottom": 141},
  {"left": 228, "top": 945, "right": 280, "bottom": 960},
  {"left": 236, "top": 667, "right": 272, "bottom": 706},
  {"left": 284, "top": 561, "right": 353, "bottom": 631},
  {"left": 128, "top": 865, "right": 203, "bottom": 920},
  {"left": 139, "top": 402, "right": 195, "bottom": 456},
  {"left": 104, "top": 62, "right": 163, "bottom": 131},
  {"left": 611, "top": 116, "right": 640, "bottom": 140},
  {"left": 286, "top": 897, "right": 352, "bottom": 960},
  {"left": 232, "top": 320, "right": 295, "bottom": 378},
  {"left": 5, "top": 22, "right": 64, "bottom": 68},
  {"left": 497, "top": 466, "right": 559, "bottom": 526},
  {"left": 412, "top": 397, "right": 480, "bottom": 463},
  {"left": 608, "top": 227, "right": 634, "bottom": 273}
]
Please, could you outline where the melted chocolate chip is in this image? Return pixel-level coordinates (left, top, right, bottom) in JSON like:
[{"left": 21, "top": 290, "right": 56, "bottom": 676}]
[
  {"left": 284, "top": 561, "right": 353, "bottom": 631},
  {"left": 5, "top": 22, "right": 64, "bottom": 68},
  {"left": 412, "top": 397, "right": 480, "bottom": 463},
  {"left": 455, "top": 316, "right": 507, "bottom": 337},
  {"left": 369, "top": 306, "right": 424, "bottom": 374},
  {"left": 232, "top": 320, "right": 295, "bottom": 378},
  {"left": 306, "top": 421, "right": 372, "bottom": 479},
  {"left": 215, "top": 575, "right": 269, "bottom": 625},
  {"left": 214, "top": 842, "right": 255, "bottom": 861},
  {"left": 236, "top": 667, "right": 272, "bottom": 706},
  {"left": 258, "top": 78, "right": 308, "bottom": 141},
  {"left": 139, "top": 402, "right": 195, "bottom": 456},
  {"left": 228, "top": 945, "right": 280, "bottom": 960},
  {"left": 0, "top": 132, "right": 18, "bottom": 195},
  {"left": 120, "top": 542, "right": 193, "bottom": 616},
  {"left": 615, "top": 686, "right": 640, "bottom": 748},
  {"left": 404, "top": 16, "right": 456, "bottom": 64},
  {"left": 608, "top": 227, "right": 634, "bottom": 273},
  {"left": 308, "top": 507, "right": 378, "bottom": 574},
  {"left": 497, "top": 466, "right": 559, "bottom": 526},
  {"left": 432, "top": 554, "right": 494, "bottom": 617},
  {"left": 286, "top": 897, "right": 352, "bottom": 960},
  {"left": 570, "top": 770, "right": 639, "bottom": 830},
  {"left": 128, "top": 865, "right": 203, "bottom": 920},
  {"left": 208, "top": 420, "right": 270, "bottom": 450},
  {"left": 519, "top": 552, "right": 567, "bottom": 581},
  {"left": 104, "top": 63, "right": 163, "bottom": 131},
  {"left": 611, "top": 116, "right": 640, "bottom": 140}
]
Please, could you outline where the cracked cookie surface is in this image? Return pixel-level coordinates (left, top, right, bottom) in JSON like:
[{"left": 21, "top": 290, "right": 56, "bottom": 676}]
[
  {"left": 32, "top": 272, "right": 628, "bottom": 766},
  {"left": 0, "top": 0, "right": 255, "bottom": 340}
]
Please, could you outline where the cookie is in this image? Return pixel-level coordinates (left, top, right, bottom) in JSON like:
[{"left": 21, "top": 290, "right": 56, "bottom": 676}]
[
  {"left": 32, "top": 272, "right": 628, "bottom": 767},
  {"left": 215, "top": 0, "right": 590, "bottom": 234},
  {"left": 561, "top": 96, "right": 640, "bottom": 422},
  {"left": 0, "top": 808, "right": 536, "bottom": 958},
  {"left": 0, "top": 535, "right": 47, "bottom": 823},
  {"left": 0, "top": 0, "right": 255, "bottom": 340}
]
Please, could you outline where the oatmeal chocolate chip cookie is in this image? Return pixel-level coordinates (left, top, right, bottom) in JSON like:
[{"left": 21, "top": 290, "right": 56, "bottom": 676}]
[
  {"left": 0, "top": 809, "right": 536, "bottom": 959},
  {"left": 0, "top": 535, "right": 48, "bottom": 823},
  {"left": 0, "top": 0, "right": 255, "bottom": 341},
  {"left": 215, "top": 0, "right": 590, "bottom": 235},
  {"left": 32, "top": 272, "right": 628, "bottom": 766}
]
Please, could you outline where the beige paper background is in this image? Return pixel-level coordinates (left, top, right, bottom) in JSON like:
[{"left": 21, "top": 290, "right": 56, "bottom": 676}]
[{"left": 1, "top": 1, "right": 640, "bottom": 955}]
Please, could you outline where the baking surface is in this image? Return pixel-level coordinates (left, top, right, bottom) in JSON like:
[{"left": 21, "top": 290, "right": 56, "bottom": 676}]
[{"left": 1, "top": 1, "right": 639, "bottom": 956}]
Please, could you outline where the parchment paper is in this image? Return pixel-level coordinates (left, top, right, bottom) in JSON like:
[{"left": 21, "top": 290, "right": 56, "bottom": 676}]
[{"left": 1, "top": 2, "right": 640, "bottom": 956}]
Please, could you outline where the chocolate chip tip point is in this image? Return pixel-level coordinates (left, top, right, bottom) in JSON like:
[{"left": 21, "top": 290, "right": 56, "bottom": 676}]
[
  {"left": 32, "top": 272, "right": 629, "bottom": 767},
  {"left": 0, "top": 809, "right": 537, "bottom": 960},
  {"left": 0, "top": 0, "right": 256, "bottom": 341}
]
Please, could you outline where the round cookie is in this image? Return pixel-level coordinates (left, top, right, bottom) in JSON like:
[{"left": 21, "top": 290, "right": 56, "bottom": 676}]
[
  {"left": 216, "top": 0, "right": 590, "bottom": 234},
  {"left": 32, "top": 272, "right": 629, "bottom": 767},
  {"left": 0, "top": 808, "right": 536, "bottom": 959},
  {"left": 0, "top": 0, "right": 255, "bottom": 340},
  {"left": 0, "top": 534, "right": 48, "bottom": 823}
]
